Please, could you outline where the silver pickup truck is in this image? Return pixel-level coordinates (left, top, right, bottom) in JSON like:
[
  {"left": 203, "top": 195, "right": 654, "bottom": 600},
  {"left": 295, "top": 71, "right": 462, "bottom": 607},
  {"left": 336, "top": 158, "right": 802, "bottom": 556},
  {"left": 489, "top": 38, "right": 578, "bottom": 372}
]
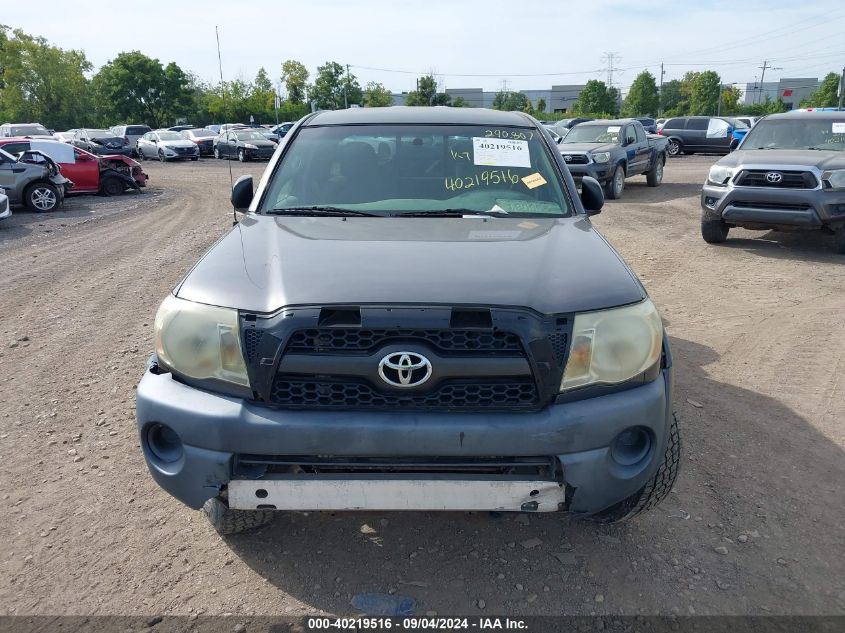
[{"left": 701, "top": 111, "right": 845, "bottom": 253}]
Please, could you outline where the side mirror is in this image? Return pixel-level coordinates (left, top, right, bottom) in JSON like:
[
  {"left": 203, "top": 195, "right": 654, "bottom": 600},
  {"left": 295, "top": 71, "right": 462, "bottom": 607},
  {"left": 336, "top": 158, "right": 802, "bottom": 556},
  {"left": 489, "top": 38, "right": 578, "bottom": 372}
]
[
  {"left": 580, "top": 176, "right": 604, "bottom": 215},
  {"left": 231, "top": 174, "right": 254, "bottom": 211}
]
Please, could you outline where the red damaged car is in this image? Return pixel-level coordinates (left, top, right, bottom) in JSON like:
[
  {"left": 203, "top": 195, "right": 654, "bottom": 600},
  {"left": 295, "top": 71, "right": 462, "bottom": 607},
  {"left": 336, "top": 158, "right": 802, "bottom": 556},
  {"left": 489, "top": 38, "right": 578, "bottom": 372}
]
[{"left": 0, "top": 137, "right": 148, "bottom": 196}]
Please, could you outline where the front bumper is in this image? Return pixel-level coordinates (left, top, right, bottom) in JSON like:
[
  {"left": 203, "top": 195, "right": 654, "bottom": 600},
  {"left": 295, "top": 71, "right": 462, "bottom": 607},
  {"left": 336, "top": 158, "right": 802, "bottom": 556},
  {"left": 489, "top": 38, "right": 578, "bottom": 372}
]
[
  {"left": 244, "top": 148, "right": 275, "bottom": 160},
  {"left": 562, "top": 162, "right": 611, "bottom": 184},
  {"left": 136, "top": 360, "right": 674, "bottom": 516},
  {"left": 701, "top": 183, "right": 845, "bottom": 229}
]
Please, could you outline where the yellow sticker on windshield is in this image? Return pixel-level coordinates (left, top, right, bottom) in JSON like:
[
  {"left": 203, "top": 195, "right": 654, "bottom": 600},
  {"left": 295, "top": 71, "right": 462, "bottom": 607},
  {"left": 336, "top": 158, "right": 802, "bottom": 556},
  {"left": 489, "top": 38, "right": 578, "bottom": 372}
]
[{"left": 521, "top": 173, "right": 547, "bottom": 189}]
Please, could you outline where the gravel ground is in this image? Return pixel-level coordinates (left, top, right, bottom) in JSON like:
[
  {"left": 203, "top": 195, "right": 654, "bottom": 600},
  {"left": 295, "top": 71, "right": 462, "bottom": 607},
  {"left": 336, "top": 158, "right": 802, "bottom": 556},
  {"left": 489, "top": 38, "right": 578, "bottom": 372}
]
[{"left": 0, "top": 156, "right": 843, "bottom": 617}]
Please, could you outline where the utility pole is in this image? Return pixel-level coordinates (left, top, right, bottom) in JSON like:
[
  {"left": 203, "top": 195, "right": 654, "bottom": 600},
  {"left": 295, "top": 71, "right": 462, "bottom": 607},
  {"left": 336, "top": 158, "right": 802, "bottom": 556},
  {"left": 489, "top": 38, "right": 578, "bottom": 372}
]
[
  {"left": 717, "top": 83, "right": 722, "bottom": 116},
  {"left": 839, "top": 66, "right": 845, "bottom": 110},
  {"left": 344, "top": 63, "right": 350, "bottom": 109},
  {"left": 658, "top": 62, "right": 665, "bottom": 116},
  {"left": 757, "top": 60, "right": 782, "bottom": 104}
]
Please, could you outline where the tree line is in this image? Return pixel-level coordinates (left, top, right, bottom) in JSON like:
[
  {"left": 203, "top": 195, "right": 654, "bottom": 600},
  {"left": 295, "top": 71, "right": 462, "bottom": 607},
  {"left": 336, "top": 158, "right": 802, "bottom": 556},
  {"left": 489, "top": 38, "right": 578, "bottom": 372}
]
[
  {"left": 0, "top": 27, "right": 400, "bottom": 129},
  {"left": 567, "top": 69, "right": 842, "bottom": 119},
  {"left": 0, "top": 26, "right": 841, "bottom": 130}
]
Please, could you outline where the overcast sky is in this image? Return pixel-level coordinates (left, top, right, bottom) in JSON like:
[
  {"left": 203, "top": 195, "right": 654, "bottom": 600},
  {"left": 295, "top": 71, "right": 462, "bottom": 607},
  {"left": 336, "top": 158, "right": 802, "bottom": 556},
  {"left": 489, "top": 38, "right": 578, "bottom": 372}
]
[{"left": 5, "top": 0, "right": 844, "bottom": 94}]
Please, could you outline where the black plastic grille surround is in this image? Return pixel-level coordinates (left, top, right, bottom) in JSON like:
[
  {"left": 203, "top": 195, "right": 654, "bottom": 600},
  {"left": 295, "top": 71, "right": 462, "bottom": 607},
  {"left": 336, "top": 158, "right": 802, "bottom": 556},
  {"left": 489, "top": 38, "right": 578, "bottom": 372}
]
[
  {"left": 244, "top": 329, "right": 264, "bottom": 361},
  {"left": 286, "top": 328, "right": 523, "bottom": 354},
  {"left": 270, "top": 377, "right": 539, "bottom": 410}
]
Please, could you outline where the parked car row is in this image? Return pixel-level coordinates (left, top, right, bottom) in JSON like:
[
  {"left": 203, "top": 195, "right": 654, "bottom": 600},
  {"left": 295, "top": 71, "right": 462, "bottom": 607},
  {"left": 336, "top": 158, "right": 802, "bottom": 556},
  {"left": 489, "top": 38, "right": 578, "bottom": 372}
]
[{"left": 0, "top": 137, "right": 147, "bottom": 202}]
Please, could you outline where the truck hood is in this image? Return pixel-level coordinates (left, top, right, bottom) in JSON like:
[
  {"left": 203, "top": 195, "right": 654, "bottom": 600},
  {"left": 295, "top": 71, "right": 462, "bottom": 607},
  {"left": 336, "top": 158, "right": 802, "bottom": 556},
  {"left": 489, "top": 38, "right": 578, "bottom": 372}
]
[
  {"left": 718, "top": 148, "right": 845, "bottom": 170},
  {"left": 559, "top": 142, "right": 616, "bottom": 154},
  {"left": 175, "top": 215, "right": 645, "bottom": 315}
]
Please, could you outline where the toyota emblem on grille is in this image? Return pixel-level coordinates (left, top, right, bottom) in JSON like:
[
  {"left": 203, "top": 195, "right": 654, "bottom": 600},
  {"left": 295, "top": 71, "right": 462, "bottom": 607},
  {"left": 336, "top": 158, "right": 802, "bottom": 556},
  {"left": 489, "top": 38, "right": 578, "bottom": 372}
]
[
  {"left": 564, "top": 155, "right": 572, "bottom": 162},
  {"left": 378, "top": 352, "right": 432, "bottom": 388},
  {"left": 765, "top": 171, "right": 783, "bottom": 183}
]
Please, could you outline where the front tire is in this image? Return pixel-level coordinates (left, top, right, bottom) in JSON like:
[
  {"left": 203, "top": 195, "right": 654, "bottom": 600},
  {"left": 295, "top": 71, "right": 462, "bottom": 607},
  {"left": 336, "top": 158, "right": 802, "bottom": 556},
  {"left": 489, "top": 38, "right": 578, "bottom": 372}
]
[
  {"left": 701, "top": 218, "right": 730, "bottom": 243},
  {"left": 24, "top": 182, "right": 60, "bottom": 213},
  {"left": 833, "top": 227, "right": 845, "bottom": 254},
  {"left": 214, "top": 147, "right": 220, "bottom": 159},
  {"left": 666, "top": 139, "right": 682, "bottom": 157},
  {"left": 137, "top": 147, "right": 145, "bottom": 160},
  {"left": 646, "top": 156, "right": 664, "bottom": 187},
  {"left": 101, "top": 176, "right": 124, "bottom": 197},
  {"left": 203, "top": 497, "right": 275, "bottom": 536},
  {"left": 605, "top": 165, "right": 625, "bottom": 200},
  {"left": 158, "top": 149, "right": 167, "bottom": 163},
  {"left": 238, "top": 149, "right": 246, "bottom": 162},
  {"left": 584, "top": 412, "right": 681, "bottom": 523}
]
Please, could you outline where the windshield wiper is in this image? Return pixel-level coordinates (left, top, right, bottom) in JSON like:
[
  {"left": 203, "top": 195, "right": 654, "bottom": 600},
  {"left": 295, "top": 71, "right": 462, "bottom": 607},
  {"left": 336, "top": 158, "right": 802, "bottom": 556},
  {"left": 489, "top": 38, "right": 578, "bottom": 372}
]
[
  {"left": 266, "top": 206, "right": 381, "bottom": 217},
  {"left": 392, "top": 208, "right": 508, "bottom": 217}
]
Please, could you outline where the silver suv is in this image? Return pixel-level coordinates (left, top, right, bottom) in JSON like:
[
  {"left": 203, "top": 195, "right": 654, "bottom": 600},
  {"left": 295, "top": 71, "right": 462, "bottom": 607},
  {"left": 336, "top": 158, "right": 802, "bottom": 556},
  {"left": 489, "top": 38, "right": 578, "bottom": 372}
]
[{"left": 110, "top": 124, "right": 152, "bottom": 155}]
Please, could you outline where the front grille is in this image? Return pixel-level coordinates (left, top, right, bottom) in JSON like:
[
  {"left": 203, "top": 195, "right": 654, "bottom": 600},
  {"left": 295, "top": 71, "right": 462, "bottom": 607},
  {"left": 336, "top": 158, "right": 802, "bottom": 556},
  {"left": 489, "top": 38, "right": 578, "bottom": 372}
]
[
  {"left": 734, "top": 170, "right": 817, "bottom": 189},
  {"left": 562, "top": 154, "right": 589, "bottom": 164},
  {"left": 270, "top": 377, "right": 539, "bottom": 410},
  {"left": 731, "top": 201, "right": 812, "bottom": 211},
  {"left": 234, "top": 454, "right": 560, "bottom": 479},
  {"left": 174, "top": 146, "right": 196, "bottom": 155},
  {"left": 287, "top": 328, "right": 523, "bottom": 354}
]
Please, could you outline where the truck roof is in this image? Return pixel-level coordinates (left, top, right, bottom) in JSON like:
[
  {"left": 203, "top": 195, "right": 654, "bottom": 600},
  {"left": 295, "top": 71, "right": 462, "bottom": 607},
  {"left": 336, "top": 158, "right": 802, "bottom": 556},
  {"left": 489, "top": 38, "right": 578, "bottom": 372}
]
[
  {"left": 305, "top": 106, "right": 535, "bottom": 127},
  {"left": 576, "top": 118, "right": 642, "bottom": 125},
  {"left": 764, "top": 110, "right": 845, "bottom": 120}
]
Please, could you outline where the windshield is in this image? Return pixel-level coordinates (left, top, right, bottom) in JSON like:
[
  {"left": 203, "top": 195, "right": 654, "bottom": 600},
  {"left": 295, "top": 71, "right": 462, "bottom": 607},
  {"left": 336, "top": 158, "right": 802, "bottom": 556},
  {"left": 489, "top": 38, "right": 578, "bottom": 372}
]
[
  {"left": 562, "top": 124, "right": 621, "bottom": 144},
  {"left": 85, "top": 129, "right": 112, "bottom": 137},
  {"left": 186, "top": 129, "right": 215, "bottom": 138},
  {"left": 156, "top": 131, "right": 183, "bottom": 141},
  {"left": 11, "top": 124, "right": 50, "bottom": 136},
  {"left": 260, "top": 124, "right": 571, "bottom": 216},
  {"left": 236, "top": 131, "right": 266, "bottom": 141},
  {"left": 742, "top": 118, "right": 845, "bottom": 150}
]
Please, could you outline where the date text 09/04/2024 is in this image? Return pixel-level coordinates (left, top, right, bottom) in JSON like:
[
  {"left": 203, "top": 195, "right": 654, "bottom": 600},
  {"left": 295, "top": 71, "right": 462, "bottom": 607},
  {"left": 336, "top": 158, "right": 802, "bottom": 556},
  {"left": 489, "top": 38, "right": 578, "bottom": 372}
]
[{"left": 306, "top": 617, "right": 529, "bottom": 630}]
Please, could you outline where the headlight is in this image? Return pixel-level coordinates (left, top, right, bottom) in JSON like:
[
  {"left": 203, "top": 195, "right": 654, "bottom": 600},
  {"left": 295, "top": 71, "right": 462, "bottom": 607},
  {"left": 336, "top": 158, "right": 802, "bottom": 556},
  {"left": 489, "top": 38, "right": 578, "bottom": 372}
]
[
  {"left": 592, "top": 152, "right": 610, "bottom": 164},
  {"left": 707, "top": 165, "right": 735, "bottom": 186},
  {"left": 560, "top": 299, "right": 663, "bottom": 392},
  {"left": 243, "top": 143, "right": 258, "bottom": 150},
  {"left": 823, "top": 169, "right": 845, "bottom": 189},
  {"left": 154, "top": 294, "right": 250, "bottom": 388}
]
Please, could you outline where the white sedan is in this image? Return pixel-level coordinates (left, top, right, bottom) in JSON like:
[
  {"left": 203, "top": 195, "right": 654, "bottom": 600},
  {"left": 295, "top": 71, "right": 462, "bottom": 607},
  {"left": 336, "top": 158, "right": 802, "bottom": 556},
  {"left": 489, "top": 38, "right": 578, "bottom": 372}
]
[{"left": 136, "top": 130, "right": 199, "bottom": 162}]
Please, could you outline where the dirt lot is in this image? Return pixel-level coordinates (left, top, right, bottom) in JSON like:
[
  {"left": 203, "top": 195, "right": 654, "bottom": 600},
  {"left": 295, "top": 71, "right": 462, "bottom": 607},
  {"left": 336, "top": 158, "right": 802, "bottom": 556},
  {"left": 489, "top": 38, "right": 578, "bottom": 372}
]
[{"left": 1, "top": 156, "right": 843, "bottom": 617}]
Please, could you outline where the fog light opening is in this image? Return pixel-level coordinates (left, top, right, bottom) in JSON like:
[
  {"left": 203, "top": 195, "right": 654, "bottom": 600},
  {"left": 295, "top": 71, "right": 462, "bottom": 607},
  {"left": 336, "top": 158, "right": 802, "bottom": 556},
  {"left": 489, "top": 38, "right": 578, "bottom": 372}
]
[
  {"left": 146, "top": 423, "right": 183, "bottom": 463},
  {"left": 611, "top": 427, "right": 652, "bottom": 467},
  {"left": 704, "top": 197, "right": 718, "bottom": 210}
]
